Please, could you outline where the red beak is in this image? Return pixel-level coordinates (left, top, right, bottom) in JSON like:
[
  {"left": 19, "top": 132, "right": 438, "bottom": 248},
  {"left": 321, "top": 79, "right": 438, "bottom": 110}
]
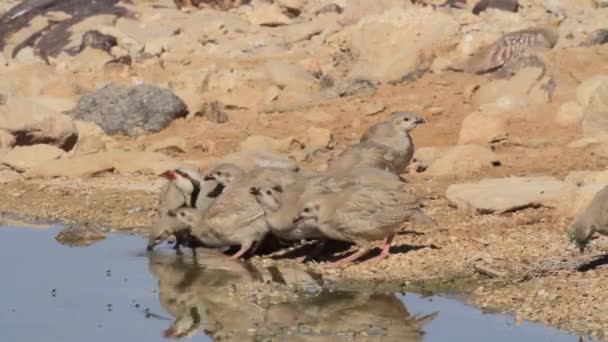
[{"left": 162, "top": 170, "right": 177, "bottom": 180}]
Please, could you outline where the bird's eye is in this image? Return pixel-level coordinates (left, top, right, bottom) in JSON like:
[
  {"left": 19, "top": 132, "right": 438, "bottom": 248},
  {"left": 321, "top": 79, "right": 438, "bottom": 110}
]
[
  {"left": 180, "top": 212, "right": 185, "bottom": 217},
  {"left": 216, "top": 172, "right": 222, "bottom": 176},
  {"left": 404, "top": 118, "right": 410, "bottom": 121},
  {"left": 303, "top": 208, "right": 309, "bottom": 212},
  {"left": 265, "top": 190, "right": 272, "bottom": 195}
]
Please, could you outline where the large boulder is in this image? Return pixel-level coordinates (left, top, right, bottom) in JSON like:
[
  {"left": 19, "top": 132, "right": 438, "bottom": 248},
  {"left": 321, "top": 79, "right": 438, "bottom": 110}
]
[
  {"left": 470, "top": 67, "right": 551, "bottom": 110},
  {"left": 0, "top": 96, "right": 78, "bottom": 151},
  {"left": 446, "top": 177, "right": 568, "bottom": 214},
  {"left": 1, "top": 144, "right": 66, "bottom": 172},
  {"left": 458, "top": 107, "right": 510, "bottom": 145},
  {"left": 334, "top": 7, "right": 459, "bottom": 83},
  {"left": 581, "top": 80, "right": 608, "bottom": 139},
  {"left": 68, "top": 84, "right": 188, "bottom": 136},
  {"left": 425, "top": 145, "right": 500, "bottom": 178},
  {"left": 27, "top": 150, "right": 179, "bottom": 178}
]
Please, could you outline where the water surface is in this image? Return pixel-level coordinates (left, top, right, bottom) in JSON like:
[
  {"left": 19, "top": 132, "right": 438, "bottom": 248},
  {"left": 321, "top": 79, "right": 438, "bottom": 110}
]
[{"left": 0, "top": 226, "right": 598, "bottom": 341}]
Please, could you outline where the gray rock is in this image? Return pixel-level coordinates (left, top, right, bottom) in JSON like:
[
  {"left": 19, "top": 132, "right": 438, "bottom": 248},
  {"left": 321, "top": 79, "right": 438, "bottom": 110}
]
[
  {"left": 69, "top": 84, "right": 188, "bottom": 136},
  {"left": 446, "top": 177, "right": 567, "bottom": 214},
  {"left": 580, "top": 29, "right": 608, "bottom": 47}
]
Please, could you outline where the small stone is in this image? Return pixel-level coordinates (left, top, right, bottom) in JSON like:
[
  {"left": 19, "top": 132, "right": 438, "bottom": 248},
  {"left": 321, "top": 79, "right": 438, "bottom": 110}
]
[
  {"left": 360, "top": 101, "right": 385, "bottom": 116},
  {"left": 55, "top": 224, "right": 106, "bottom": 247},
  {"left": 146, "top": 137, "right": 187, "bottom": 154},
  {"left": 555, "top": 101, "right": 584, "bottom": 127}
]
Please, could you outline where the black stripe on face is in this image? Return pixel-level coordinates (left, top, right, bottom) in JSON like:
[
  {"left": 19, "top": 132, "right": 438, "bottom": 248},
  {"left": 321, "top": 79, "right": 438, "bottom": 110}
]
[
  {"left": 207, "top": 183, "right": 225, "bottom": 198},
  {"left": 190, "top": 178, "right": 201, "bottom": 208}
]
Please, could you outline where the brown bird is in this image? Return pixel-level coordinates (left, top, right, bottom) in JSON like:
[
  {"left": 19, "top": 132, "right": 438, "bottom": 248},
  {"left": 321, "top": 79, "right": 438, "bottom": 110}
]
[
  {"left": 569, "top": 185, "right": 608, "bottom": 253},
  {"left": 450, "top": 17, "right": 562, "bottom": 74},
  {"left": 328, "top": 112, "right": 425, "bottom": 175},
  {"left": 294, "top": 184, "right": 431, "bottom": 268}
]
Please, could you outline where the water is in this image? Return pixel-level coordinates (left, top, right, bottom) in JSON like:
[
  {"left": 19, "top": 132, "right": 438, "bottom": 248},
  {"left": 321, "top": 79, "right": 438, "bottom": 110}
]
[{"left": 0, "top": 226, "right": 597, "bottom": 342}]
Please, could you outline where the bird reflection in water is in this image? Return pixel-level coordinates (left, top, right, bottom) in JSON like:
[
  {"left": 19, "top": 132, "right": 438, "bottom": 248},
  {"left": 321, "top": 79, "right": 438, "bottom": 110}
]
[{"left": 147, "top": 251, "right": 437, "bottom": 341}]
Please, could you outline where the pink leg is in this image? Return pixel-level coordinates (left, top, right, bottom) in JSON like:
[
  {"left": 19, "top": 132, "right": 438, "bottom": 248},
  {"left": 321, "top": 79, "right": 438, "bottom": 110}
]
[
  {"left": 230, "top": 242, "right": 253, "bottom": 260},
  {"left": 248, "top": 239, "right": 263, "bottom": 256},
  {"left": 326, "top": 247, "right": 370, "bottom": 269},
  {"left": 366, "top": 234, "right": 395, "bottom": 264}
]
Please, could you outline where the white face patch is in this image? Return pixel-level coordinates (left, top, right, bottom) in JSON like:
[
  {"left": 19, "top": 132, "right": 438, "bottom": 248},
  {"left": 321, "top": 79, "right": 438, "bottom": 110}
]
[{"left": 172, "top": 174, "right": 195, "bottom": 194}]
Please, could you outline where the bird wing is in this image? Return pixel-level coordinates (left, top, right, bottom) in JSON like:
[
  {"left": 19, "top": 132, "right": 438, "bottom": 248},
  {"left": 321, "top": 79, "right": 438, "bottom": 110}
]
[{"left": 204, "top": 187, "right": 264, "bottom": 232}]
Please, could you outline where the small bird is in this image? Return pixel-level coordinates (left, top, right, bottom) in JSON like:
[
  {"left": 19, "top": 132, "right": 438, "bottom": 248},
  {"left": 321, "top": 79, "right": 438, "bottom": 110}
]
[
  {"left": 172, "top": 165, "right": 301, "bottom": 260},
  {"left": 294, "top": 184, "right": 431, "bottom": 268},
  {"left": 450, "top": 17, "right": 562, "bottom": 74},
  {"left": 147, "top": 167, "right": 223, "bottom": 252},
  {"left": 171, "top": 203, "right": 267, "bottom": 260},
  {"left": 326, "top": 141, "right": 399, "bottom": 174},
  {"left": 356, "top": 111, "right": 426, "bottom": 174},
  {"left": 568, "top": 185, "right": 608, "bottom": 253}
]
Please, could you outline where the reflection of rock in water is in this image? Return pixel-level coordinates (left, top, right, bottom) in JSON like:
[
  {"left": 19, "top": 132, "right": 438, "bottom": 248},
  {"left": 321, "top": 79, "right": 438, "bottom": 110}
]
[{"left": 147, "top": 252, "right": 436, "bottom": 341}]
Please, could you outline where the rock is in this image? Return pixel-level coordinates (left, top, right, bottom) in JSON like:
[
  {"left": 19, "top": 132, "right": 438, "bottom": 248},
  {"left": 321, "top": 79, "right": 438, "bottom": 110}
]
[
  {"left": 72, "top": 120, "right": 114, "bottom": 155},
  {"left": 214, "top": 150, "right": 299, "bottom": 172},
  {"left": 314, "top": 3, "right": 342, "bottom": 15},
  {"left": 78, "top": 30, "right": 117, "bottom": 53},
  {"left": 360, "top": 100, "right": 385, "bottom": 116},
  {"left": 555, "top": 101, "right": 584, "bottom": 127},
  {"left": 299, "top": 110, "right": 335, "bottom": 123},
  {"left": 14, "top": 47, "right": 44, "bottom": 64},
  {"left": 278, "top": 0, "right": 305, "bottom": 16},
  {"left": 302, "top": 126, "right": 334, "bottom": 155},
  {"left": 69, "top": 84, "right": 188, "bottom": 136},
  {"left": 246, "top": 2, "right": 291, "bottom": 26},
  {"left": 199, "top": 100, "right": 228, "bottom": 124},
  {"left": 473, "top": 0, "right": 518, "bottom": 15},
  {"left": 146, "top": 137, "right": 187, "bottom": 154},
  {"left": 0, "top": 129, "right": 15, "bottom": 150},
  {"left": 459, "top": 108, "right": 510, "bottom": 145},
  {"left": 558, "top": 183, "right": 606, "bottom": 218},
  {"left": 55, "top": 224, "right": 106, "bottom": 247},
  {"left": 560, "top": 170, "right": 608, "bottom": 217},
  {"left": 144, "top": 37, "right": 168, "bottom": 57},
  {"left": 27, "top": 150, "right": 178, "bottom": 178},
  {"left": 0, "top": 97, "right": 78, "bottom": 151},
  {"left": 576, "top": 75, "right": 608, "bottom": 108},
  {"left": 340, "top": 0, "right": 410, "bottom": 25},
  {"left": 426, "top": 145, "right": 500, "bottom": 178},
  {"left": 265, "top": 61, "right": 318, "bottom": 92},
  {"left": 471, "top": 67, "right": 549, "bottom": 110},
  {"left": 409, "top": 146, "right": 447, "bottom": 172},
  {"left": 239, "top": 135, "right": 294, "bottom": 153},
  {"left": 343, "top": 7, "right": 459, "bottom": 83},
  {"left": 581, "top": 81, "right": 608, "bottom": 138},
  {"left": 580, "top": 29, "right": 608, "bottom": 47},
  {"left": 446, "top": 177, "right": 567, "bottom": 214},
  {"left": 1, "top": 144, "right": 66, "bottom": 172}
]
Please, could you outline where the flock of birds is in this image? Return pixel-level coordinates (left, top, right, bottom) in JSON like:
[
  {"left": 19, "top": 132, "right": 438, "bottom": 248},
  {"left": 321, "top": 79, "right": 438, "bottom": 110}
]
[{"left": 146, "top": 112, "right": 435, "bottom": 268}]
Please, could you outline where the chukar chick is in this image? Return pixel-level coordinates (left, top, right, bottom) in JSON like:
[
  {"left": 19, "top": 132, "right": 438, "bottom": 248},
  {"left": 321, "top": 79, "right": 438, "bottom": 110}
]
[
  {"left": 249, "top": 180, "right": 330, "bottom": 242},
  {"left": 294, "top": 184, "right": 430, "bottom": 268},
  {"left": 359, "top": 112, "right": 426, "bottom": 174},
  {"left": 569, "top": 185, "right": 608, "bottom": 253},
  {"left": 326, "top": 141, "right": 399, "bottom": 174},
  {"left": 171, "top": 200, "right": 267, "bottom": 260}
]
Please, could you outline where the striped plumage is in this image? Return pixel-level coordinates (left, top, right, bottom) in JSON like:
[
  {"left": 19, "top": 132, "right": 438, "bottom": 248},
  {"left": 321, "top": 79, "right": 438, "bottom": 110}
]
[{"left": 454, "top": 27, "right": 558, "bottom": 74}]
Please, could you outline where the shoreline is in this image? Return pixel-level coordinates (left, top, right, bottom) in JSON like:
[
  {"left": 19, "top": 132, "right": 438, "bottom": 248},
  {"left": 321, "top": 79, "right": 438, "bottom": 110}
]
[{"left": 1, "top": 173, "right": 606, "bottom": 340}]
